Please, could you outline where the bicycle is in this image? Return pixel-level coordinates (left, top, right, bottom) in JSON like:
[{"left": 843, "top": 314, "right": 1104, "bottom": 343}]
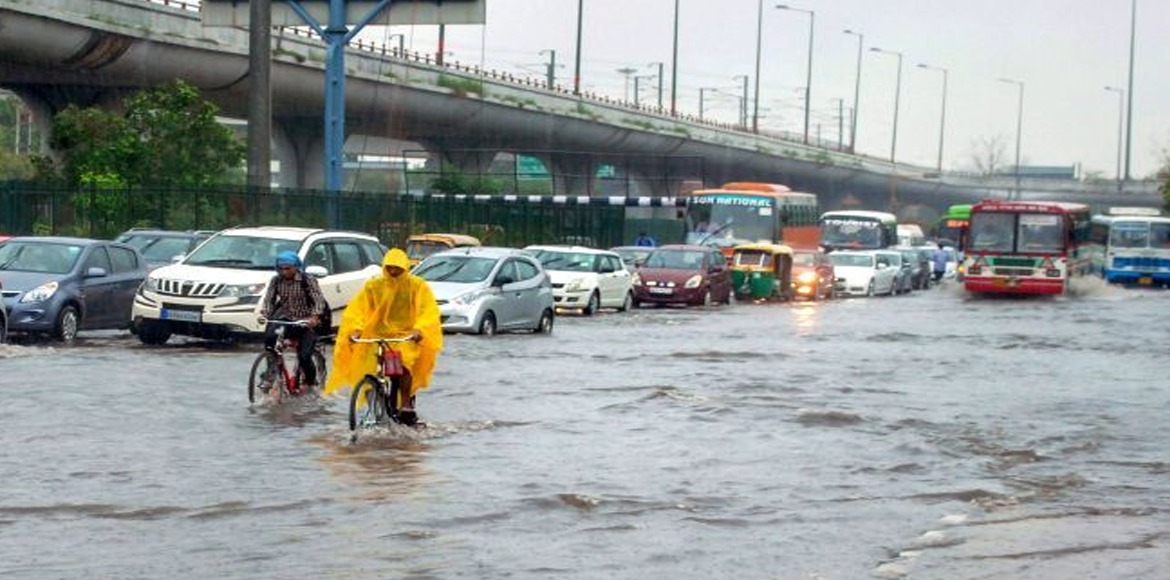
[
  {"left": 247, "top": 319, "right": 327, "bottom": 403},
  {"left": 347, "top": 336, "right": 416, "bottom": 431}
]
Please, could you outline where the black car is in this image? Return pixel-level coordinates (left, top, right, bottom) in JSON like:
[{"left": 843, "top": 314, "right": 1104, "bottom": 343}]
[
  {"left": 114, "top": 228, "right": 215, "bottom": 270},
  {"left": 0, "top": 237, "right": 148, "bottom": 341}
]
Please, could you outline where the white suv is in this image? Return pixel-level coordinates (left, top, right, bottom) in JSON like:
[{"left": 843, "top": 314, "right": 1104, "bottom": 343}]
[
  {"left": 130, "top": 226, "right": 385, "bottom": 344},
  {"left": 525, "top": 245, "right": 635, "bottom": 314}
]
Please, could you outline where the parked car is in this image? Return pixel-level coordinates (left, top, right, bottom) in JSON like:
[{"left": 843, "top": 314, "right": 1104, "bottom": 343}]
[
  {"left": 828, "top": 250, "right": 897, "bottom": 297},
  {"left": 893, "top": 246, "right": 931, "bottom": 290},
  {"left": 0, "top": 237, "right": 148, "bottom": 341},
  {"left": 609, "top": 246, "right": 654, "bottom": 273},
  {"left": 414, "top": 246, "right": 555, "bottom": 336},
  {"left": 130, "top": 226, "right": 386, "bottom": 344},
  {"left": 526, "top": 245, "right": 634, "bottom": 314},
  {"left": 114, "top": 228, "right": 215, "bottom": 270},
  {"left": 790, "top": 247, "right": 835, "bottom": 300},
  {"left": 877, "top": 250, "right": 915, "bottom": 295},
  {"left": 632, "top": 244, "right": 733, "bottom": 307}
]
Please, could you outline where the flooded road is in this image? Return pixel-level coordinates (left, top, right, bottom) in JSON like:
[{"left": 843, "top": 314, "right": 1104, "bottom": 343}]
[{"left": 2, "top": 281, "right": 1168, "bottom": 579}]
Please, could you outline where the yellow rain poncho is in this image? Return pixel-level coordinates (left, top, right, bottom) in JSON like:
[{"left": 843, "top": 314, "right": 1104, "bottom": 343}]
[{"left": 324, "top": 249, "right": 444, "bottom": 398}]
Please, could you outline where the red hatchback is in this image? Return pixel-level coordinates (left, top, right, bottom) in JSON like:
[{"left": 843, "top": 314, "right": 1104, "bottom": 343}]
[
  {"left": 632, "top": 244, "right": 733, "bottom": 307},
  {"left": 791, "top": 248, "right": 835, "bottom": 300}
]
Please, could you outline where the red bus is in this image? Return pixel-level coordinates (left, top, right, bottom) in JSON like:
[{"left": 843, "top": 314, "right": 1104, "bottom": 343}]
[{"left": 963, "top": 200, "right": 1091, "bottom": 295}]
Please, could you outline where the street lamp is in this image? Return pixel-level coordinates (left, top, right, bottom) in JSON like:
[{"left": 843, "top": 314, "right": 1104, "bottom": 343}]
[
  {"left": 733, "top": 74, "right": 750, "bottom": 127},
  {"left": 540, "top": 49, "right": 557, "bottom": 88},
  {"left": 751, "top": 0, "right": 763, "bottom": 132},
  {"left": 670, "top": 0, "right": 680, "bottom": 115},
  {"left": 648, "top": 61, "right": 665, "bottom": 109},
  {"left": 998, "top": 77, "right": 1025, "bottom": 200},
  {"left": 843, "top": 29, "right": 863, "bottom": 153},
  {"left": 776, "top": 4, "right": 814, "bottom": 144},
  {"left": 616, "top": 67, "right": 638, "bottom": 102},
  {"left": 1105, "top": 85, "right": 1125, "bottom": 191},
  {"left": 917, "top": 63, "right": 949, "bottom": 173},
  {"left": 870, "top": 46, "right": 903, "bottom": 164}
]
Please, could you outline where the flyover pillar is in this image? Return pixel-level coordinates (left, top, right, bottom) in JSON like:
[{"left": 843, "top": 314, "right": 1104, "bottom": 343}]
[
  {"left": 547, "top": 153, "right": 596, "bottom": 196},
  {"left": 274, "top": 119, "right": 323, "bottom": 189}
]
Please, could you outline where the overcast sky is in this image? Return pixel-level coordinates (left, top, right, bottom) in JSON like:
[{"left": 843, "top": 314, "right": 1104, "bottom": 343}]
[{"left": 359, "top": 0, "right": 1168, "bottom": 178}]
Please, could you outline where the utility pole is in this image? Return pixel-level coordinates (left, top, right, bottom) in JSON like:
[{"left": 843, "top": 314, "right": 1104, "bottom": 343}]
[
  {"left": 437, "top": 23, "right": 446, "bottom": 65},
  {"left": 573, "top": 0, "right": 583, "bottom": 95},
  {"left": 648, "top": 61, "right": 665, "bottom": 109},
  {"left": 1123, "top": 0, "right": 1136, "bottom": 182},
  {"left": 669, "top": 0, "right": 680, "bottom": 115},
  {"left": 246, "top": 0, "right": 272, "bottom": 189},
  {"left": 617, "top": 67, "right": 637, "bottom": 102},
  {"left": 541, "top": 49, "right": 557, "bottom": 88}
]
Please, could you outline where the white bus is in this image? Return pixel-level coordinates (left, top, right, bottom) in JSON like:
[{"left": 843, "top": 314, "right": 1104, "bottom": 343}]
[
  {"left": 1086, "top": 210, "right": 1170, "bottom": 287},
  {"left": 819, "top": 210, "right": 898, "bottom": 252}
]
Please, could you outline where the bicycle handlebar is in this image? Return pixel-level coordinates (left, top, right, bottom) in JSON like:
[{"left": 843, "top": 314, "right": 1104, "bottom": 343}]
[{"left": 349, "top": 336, "right": 415, "bottom": 344}]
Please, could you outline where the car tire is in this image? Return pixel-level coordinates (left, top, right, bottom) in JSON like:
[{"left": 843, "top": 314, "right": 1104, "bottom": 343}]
[
  {"left": 54, "top": 305, "right": 79, "bottom": 343},
  {"left": 0, "top": 310, "right": 7, "bottom": 344},
  {"left": 534, "top": 309, "right": 554, "bottom": 334},
  {"left": 699, "top": 289, "right": 713, "bottom": 307},
  {"left": 478, "top": 311, "right": 497, "bottom": 336},
  {"left": 137, "top": 319, "right": 172, "bottom": 345},
  {"left": 866, "top": 280, "right": 875, "bottom": 297},
  {"left": 617, "top": 292, "right": 633, "bottom": 312},
  {"left": 583, "top": 291, "right": 599, "bottom": 316}
]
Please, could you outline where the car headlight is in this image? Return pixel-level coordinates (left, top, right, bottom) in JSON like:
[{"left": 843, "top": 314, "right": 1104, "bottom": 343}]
[
  {"left": 684, "top": 274, "right": 703, "bottom": 289},
  {"left": 565, "top": 278, "right": 587, "bottom": 292},
  {"left": 452, "top": 288, "right": 491, "bottom": 305},
  {"left": 142, "top": 277, "right": 159, "bottom": 293},
  {"left": 20, "top": 281, "right": 59, "bottom": 303},
  {"left": 219, "top": 283, "right": 267, "bottom": 298},
  {"left": 632, "top": 273, "right": 642, "bottom": 286},
  {"left": 797, "top": 271, "right": 817, "bottom": 284}
]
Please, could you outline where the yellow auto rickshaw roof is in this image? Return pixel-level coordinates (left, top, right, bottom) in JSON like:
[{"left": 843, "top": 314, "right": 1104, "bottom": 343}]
[
  {"left": 732, "top": 243, "right": 793, "bottom": 255},
  {"left": 406, "top": 233, "right": 482, "bottom": 246}
]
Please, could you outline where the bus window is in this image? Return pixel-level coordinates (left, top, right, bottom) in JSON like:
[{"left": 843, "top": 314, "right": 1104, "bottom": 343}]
[
  {"left": 1017, "top": 214, "right": 1064, "bottom": 253},
  {"left": 969, "top": 213, "right": 1014, "bottom": 252}
]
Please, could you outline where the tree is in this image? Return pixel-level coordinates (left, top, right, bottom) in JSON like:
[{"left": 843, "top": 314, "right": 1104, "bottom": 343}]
[
  {"left": 40, "top": 80, "right": 244, "bottom": 188},
  {"left": 967, "top": 134, "right": 1008, "bottom": 177}
]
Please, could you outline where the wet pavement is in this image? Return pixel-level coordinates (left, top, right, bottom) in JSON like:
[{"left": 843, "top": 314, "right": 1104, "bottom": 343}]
[{"left": 2, "top": 279, "right": 1168, "bottom": 579}]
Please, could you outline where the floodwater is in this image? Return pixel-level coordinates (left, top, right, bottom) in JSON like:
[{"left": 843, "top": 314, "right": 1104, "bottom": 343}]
[{"left": 2, "top": 280, "right": 1168, "bottom": 579}]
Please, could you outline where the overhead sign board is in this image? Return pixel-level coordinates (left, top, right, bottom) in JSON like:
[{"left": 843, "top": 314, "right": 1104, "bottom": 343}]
[{"left": 202, "top": 0, "right": 486, "bottom": 28}]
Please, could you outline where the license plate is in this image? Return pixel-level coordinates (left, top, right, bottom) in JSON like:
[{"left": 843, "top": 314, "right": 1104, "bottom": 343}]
[
  {"left": 649, "top": 287, "right": 673, "bottom": 295},
  {"left": 1139, "top": 276, "right": 1153, "bottom": 285},
  {"left": 161, "top": 308, "right": 201, "bottom": 323}
]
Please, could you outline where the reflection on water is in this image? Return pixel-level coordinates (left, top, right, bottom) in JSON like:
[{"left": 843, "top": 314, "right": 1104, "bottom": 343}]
[{"left": 0, "top": 286, "right": 1168, "bottom": 578}]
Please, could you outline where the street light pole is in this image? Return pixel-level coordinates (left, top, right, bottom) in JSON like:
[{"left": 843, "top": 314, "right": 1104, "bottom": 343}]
[
  {"left": 777, "top": 5, "right": 814, "bottom": 144},
  {"left": 998, "top": 77, "right": 1025, "bottom": 200},
  {"left": 648, "top": 61, "right": 665, "bottom": 109},
  {"left": 573, "top": 0, "right": 583, "bottom": 95},
  {"left": 1105, "top": 85, "right": 1125, "bottom": 192},
  {"left": 670, "top": 0, "right": 680, "bottom": 115},
  {"left": 1123, "top": 0, "right": 1136, "bottom": 182},
  {"left": 752, "top": 0, "right": 763, "bottom": 133},
  {"left": 870, "top": 47, "right": 903, "bottom": 164},
  {"left": 917, "top": 63, "right": 949, "bottom": 173},
  {"left": 699, "top": 87, "right": 718, "bottom": 121},
  {"left": 843, "top": 29, "right": 863, "bottom": 153},
  {"left": 634, "top": 74, "right": 656, "bottom": 106},
  {"left": 617, "top": 67, "right": 637, "bottom": 102},
  {"left": 733, "top": 75, "right": 750, "bottom": 127},
  {"left": 540, "top": 49, "right": 557, "bottom": 88}
]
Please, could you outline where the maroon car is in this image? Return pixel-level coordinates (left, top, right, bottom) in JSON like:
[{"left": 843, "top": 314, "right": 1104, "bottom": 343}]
[
  {"left": 791, "top": 247, "right": 836, "bottom": 300},
  {"left": 632, "top": 244, "right": 733, "bottom": 307}
]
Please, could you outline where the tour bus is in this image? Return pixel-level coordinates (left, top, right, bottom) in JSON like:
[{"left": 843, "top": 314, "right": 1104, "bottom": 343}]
[
  {"left": 818, "top": 210, "right": 898, "bottom": 252},
  {"left": 963, "top": 200, "right": 1091, "bottom": 295},
  {"left": 896, "top": 224, "right": 926, "bottom": 247},
  {"left": 683, "top": 182, "right": 820, "bottom": 256},
  {"left": 1086, "top": 208, "right": 1170, "bottom": 287},
  {"left": 935, "top": 204, "right": 972, "bottom": 250}
]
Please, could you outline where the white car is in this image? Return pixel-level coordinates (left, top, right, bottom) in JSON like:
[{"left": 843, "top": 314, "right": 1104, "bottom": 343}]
[
  {"left": 415, "top": 247, "right": 555, "bottom": 336},
  {"left": 525, "top": 245, "right": 635, "bottom": 314},
  {"left": 828, "top": 250, "right": 898, "bottom": 297},
  {"left": 130, "top": 226, "right": 386, "bottom": 344}
]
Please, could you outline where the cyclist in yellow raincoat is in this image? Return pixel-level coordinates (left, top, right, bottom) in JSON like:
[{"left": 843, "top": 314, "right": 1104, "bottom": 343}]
[{"left": 325, "top": 248, "right": 443, "bottom": 425}]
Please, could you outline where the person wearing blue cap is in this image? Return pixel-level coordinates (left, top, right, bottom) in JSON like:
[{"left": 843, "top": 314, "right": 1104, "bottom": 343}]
[{"left": 260, "top": 250, "right": 329, "bottom": 391}]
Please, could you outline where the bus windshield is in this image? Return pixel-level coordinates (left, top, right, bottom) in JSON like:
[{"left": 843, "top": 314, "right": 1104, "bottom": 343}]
[
  {"left": 685, "top": 194, "right": 775, "bottom": 247},
  {"left": 1109, "top": 222, "right": 1150, "bottom": 248},
  {"left": 970, "top": 212, "right": 1065, "bottom": 254},
  {"left": 820, "top": 217, "right": 884, "bottom": 249}
]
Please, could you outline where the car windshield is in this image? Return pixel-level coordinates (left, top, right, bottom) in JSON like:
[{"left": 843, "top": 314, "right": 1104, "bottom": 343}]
[
  {"left": 0, "top": 241, "right": 84, "bottom": 274},
  {"left": 119, "top": 235, "right": 195, "bottom": 263},
  {"left": 828, "top": 253, "right": 873, "bottom": 267},
  {"left": 644, "top": 250, "right": 705, "bottom": 270},
  {"left": 793, "top": 252, "right": 816, "bottom": 266},
  {"left": 183, "top": 235, "right": 299, "bottom": 270},
  {"left": 414, "top": 255, "right": 498, "bottom": 283},
  {"left": 533, "top": 250, "right": 594, "bottom": 272},
  {"left": 613, "top": 248, "right": 651, "bottom": 265}
]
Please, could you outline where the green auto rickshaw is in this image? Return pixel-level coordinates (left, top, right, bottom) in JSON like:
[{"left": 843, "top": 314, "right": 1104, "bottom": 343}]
[{"left": 730, "top": 243, "right": 794, "bottom": 301}]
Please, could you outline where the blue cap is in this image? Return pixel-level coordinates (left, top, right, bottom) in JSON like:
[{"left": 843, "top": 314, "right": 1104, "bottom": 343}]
[{"left": 275, "top": 250, "right": 302, "bottom": 270}]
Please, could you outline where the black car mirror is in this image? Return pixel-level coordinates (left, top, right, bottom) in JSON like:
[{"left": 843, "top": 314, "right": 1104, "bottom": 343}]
[{"left": 493, "top": 275, "right": 515, "bottom": 287}]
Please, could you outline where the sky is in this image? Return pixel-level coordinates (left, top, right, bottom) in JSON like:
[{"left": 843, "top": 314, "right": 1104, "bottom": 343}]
[{"left": 352, "top": 0, "right": 1169, "bottom": 179}]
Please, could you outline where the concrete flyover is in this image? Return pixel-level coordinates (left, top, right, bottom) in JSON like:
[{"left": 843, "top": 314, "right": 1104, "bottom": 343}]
[{"left": 0, "top": 0, "right": 1161, "bottom": 222}]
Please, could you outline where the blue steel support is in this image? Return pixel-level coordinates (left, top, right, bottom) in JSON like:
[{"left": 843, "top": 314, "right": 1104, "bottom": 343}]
[{"left": 285, "top": 0, "right": 395, "bottom": 228}]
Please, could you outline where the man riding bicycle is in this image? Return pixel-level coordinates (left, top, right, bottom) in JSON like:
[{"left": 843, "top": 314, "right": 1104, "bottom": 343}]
[
  {"left": 325, "top": 248, "right": 443, "bottom": 426},
  {"left": 260, "top": 251, "right": 328, "bottom": 390}
]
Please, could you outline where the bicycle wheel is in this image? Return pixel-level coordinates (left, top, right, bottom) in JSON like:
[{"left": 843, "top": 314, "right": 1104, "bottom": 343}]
[
  {"left": 296, "top": 350, "right": 329, "bottom": 394},
  {"left": 349, "top": 375, "right": 389, "bottom": 430},
  {"left": 248, "top": 352, "right": 280, "bottom": 403}
]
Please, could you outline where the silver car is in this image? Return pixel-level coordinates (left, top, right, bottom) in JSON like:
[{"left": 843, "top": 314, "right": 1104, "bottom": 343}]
[{"left": 414, "top": 247, "right": 555, "bottom": 336}]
